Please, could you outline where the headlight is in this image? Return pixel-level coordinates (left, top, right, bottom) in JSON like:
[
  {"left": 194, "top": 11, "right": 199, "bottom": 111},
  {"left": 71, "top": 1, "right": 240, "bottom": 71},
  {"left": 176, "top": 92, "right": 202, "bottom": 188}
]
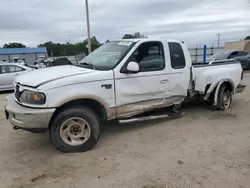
[{"left": 20, "top": 90, "right": 46, "bottom": 105}]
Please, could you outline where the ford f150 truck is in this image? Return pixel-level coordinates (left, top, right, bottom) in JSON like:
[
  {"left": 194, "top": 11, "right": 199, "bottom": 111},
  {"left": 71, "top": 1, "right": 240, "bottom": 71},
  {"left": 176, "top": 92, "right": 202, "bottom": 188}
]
[{"left": 5, "top": 39, "right": 245, "bottom": 153}]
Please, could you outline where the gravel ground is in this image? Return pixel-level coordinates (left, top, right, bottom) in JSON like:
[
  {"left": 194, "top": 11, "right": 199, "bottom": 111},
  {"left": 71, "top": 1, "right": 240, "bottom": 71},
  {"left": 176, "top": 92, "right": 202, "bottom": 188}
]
[{"left": 0, "top": 73, "right": 250, "bottom": 188}]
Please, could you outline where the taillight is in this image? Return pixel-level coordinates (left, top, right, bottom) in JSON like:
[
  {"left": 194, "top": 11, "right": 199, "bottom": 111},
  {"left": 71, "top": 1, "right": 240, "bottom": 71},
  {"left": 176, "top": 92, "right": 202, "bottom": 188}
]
[{"left": 241, "top": 71, "right": 244, "bottom": 80}]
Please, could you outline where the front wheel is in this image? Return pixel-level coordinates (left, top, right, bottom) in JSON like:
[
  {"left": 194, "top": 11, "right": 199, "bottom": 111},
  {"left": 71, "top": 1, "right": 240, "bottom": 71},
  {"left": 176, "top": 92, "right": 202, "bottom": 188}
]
[
  {"left": 215, "top": 85, "right": 232, "bottom": 110},
  {"left": 171, "top": 103, "right": 183, "bottom": 113},
  {"left": 50, "top": 106, "right": 101, "bottom": 153}
]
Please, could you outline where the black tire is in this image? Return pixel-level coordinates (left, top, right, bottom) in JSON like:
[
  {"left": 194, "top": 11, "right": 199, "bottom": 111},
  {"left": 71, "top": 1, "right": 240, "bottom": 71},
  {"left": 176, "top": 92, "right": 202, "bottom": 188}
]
[
  {"left": 215, "top": 85, "right": 232, "bottom": 110},
  {"left": 171, "top": 103, "right": 183, "bottom": 113},
  {"left": 50, "top": 106, "right": 101, "bottom": 153}
]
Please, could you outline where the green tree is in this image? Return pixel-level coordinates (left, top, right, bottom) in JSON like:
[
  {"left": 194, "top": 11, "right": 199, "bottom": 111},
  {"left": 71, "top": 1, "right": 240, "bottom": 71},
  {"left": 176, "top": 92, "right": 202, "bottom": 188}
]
[
  {"left": 74, "top": 42, "right": 86, "bottom": 55},
  {"left": 38, "top": 41, "right": 61, "bottom": 56},
  {"left": 245, "top": 36, "right": 250, "bottom": 40},
  {"left": 90, "top": 36, "right": 101, "bottom": 50},
  {"left": 38, "top": 36, "right": 101, "bottom": 57},
  {"left": 122, "top": 34, "right": 136, "bottom": 39},
  {"left": 122, "top": 32, "right": 147, "bottom": 39},
  {"left": 80, "top": 36, "right": 101, "bottom": 55},
  {"left": 3, "top": 42, "right": 26, "bottom": 48}
]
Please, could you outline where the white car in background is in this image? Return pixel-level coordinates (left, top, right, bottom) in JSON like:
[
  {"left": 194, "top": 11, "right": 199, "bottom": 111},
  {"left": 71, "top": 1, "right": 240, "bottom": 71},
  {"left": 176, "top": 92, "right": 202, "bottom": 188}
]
[{"left": 0, "top": 63, "right": 33, "bottom": 91}]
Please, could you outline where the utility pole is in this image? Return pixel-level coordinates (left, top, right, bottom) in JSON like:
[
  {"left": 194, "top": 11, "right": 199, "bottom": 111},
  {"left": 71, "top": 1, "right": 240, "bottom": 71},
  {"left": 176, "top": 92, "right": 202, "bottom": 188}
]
[
  {"left": 68, "top": 28, "right": 71, "bottom": 42},
  {"left": 85, "top": 0, "right": 91, "bottom": 54},
  {"left": 216, "top": 33, "right": 221, "bottom": 47}
]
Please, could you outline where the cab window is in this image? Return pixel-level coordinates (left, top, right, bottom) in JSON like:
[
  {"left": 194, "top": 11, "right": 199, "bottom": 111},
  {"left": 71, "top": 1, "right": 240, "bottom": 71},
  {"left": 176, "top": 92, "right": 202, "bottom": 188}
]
[
  {"left": 128, "top": 41, "right": 165, "bottom": 72},
  {"left": 169, "top": 42, "right": 186, "bottom": 69}
]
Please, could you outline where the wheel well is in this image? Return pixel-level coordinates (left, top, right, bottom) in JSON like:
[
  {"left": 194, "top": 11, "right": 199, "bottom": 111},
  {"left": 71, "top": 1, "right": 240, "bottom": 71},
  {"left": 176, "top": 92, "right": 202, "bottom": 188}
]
[
  {"left": 212, "top": 81, "right": 234, "bottom": 94},
  {"left": 222, "top": 81, "right": 233, "bottom": 92},
  {"left": 208, "top": 81, "right": 234, "bottom": 101},
  {"left": 49, "top": 99, "right": 107, "bottom": 129}
]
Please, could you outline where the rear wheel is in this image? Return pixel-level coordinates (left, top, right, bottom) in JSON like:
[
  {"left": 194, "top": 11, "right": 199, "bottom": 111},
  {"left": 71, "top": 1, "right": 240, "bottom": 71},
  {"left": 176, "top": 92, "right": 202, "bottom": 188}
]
[
  {"left": 215, "top": 85, "right": 232, "bottom": 110},
  {"left": 50, "top": 106, "right": 101, "bottom": 153}
]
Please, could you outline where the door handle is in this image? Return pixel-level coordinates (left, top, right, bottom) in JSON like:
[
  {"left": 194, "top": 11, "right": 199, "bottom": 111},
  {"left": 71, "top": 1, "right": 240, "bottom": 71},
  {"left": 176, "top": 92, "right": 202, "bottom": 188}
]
[
  {"left": 101, "top": 84, "right": 112, "bottom": 89},
  {"left": 160, "top": 79, "right": 169, "bottom": 84}
]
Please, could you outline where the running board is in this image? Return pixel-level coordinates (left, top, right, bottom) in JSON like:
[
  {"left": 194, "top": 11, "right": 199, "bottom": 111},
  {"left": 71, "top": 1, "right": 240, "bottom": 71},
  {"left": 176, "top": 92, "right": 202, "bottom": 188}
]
[{"left": 119, "top": 112, "right": 185, "bottom": 124}]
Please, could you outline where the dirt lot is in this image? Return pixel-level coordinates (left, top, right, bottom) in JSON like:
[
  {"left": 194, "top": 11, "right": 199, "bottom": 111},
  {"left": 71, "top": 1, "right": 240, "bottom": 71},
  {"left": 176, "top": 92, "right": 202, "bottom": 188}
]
[{"left": 0, "top": 73, "right": 250, "bottom": 188}]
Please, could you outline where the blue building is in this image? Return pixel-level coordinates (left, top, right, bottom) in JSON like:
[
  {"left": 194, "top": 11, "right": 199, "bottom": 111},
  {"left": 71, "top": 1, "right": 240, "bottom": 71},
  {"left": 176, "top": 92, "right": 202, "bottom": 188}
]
[{"left": 0, "top": 47, "right": 48, "bottom": 65}]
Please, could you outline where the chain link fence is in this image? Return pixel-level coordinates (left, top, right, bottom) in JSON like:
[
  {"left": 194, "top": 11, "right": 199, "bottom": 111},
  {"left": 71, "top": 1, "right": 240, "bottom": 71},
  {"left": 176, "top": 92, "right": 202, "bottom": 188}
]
[
  {"left": 54, "top": 53, "right": 85, "bottom": 64},
  {"left": 189, "top": 46, "right": 224, "bottom": 63}
]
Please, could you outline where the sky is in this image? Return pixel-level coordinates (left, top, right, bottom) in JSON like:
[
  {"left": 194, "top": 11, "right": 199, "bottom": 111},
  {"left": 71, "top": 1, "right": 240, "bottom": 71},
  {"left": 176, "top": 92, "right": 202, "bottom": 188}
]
[{"left": 0, "top": 0, "right": 250, "bottom": 47}]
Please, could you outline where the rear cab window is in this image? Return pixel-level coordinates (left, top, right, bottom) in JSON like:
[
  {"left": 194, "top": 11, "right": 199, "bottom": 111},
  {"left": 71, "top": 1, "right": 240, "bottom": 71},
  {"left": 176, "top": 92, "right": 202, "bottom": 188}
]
[{"left": 168, "top": 42, "right": 186, "bottom": 69}]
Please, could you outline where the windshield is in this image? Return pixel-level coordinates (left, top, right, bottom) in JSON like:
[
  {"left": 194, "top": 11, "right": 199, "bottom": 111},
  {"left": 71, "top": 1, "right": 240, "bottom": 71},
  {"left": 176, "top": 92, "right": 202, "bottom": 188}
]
[
  {"left": 209, "top": 51, "right": 230, "bottom": 59},
  {"left": 79, "top": 41, "right": 135, "bottom": 70}
]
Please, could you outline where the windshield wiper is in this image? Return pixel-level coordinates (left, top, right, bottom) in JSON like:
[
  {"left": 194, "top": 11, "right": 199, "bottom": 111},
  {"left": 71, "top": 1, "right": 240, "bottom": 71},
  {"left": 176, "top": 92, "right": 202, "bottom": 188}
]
[{"left": 80, "top": 62, "right": 96, "bottom": 70}]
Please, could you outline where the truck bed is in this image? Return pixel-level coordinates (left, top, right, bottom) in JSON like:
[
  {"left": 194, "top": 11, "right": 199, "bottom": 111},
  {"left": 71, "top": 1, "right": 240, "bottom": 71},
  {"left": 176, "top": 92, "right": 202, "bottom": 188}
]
[
  {"left": 192, "top": 59, "right": 238, "bottom": 67},
  {"left": 191, "top": 60, "right": 242, "bottom": 93}
]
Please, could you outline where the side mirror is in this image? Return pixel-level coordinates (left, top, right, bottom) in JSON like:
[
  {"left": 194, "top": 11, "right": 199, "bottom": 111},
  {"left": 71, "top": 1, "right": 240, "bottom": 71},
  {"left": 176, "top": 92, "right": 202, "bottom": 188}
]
[{"left": 126, "top": 62, "right": 139, "bottom": 73}]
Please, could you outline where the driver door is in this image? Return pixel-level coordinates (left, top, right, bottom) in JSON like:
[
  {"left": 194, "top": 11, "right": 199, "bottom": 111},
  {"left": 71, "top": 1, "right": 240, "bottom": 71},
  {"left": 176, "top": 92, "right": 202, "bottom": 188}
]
[{"left": 114, "top": 41, "right": 171, "bottom": 118}]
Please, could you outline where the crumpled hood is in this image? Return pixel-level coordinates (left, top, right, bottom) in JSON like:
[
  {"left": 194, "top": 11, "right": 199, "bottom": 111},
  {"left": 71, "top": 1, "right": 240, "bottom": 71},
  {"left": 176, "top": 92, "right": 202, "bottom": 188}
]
[{"left": 15, "top": 65, "right": 95, "bottom": 87}]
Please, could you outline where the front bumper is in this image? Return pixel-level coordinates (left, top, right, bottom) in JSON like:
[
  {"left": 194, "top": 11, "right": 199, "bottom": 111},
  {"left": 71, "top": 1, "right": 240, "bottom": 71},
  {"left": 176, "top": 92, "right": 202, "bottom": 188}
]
[
  {"left": 5, "top": 95, "right": 55, "bottom": 133},
  {"left": 235, "top": 84, "right": 246, "bottom": 94}
]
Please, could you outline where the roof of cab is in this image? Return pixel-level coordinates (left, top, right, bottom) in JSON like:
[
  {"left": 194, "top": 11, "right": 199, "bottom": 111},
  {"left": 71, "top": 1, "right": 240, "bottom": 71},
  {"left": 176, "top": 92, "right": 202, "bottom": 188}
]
[{"left": 120, "top": 38, "right": 182, "bottom": 43}]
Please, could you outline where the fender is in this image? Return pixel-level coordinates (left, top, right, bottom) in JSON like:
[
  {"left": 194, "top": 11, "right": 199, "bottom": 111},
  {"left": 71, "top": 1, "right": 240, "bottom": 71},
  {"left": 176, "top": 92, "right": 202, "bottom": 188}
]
[
  {"left": 213, "top": 79, "right": 235, "bottom": 106},
  {"left": 53, "top": 94, "right": 116, "bottom": 120}
]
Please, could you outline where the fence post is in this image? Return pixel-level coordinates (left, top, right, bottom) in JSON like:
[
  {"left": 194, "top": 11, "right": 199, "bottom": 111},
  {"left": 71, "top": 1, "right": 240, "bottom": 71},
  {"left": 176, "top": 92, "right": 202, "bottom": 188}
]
[
  {"left": 75, "top": 56, "right": 78, "bottom": 64},
  {"left": 195, "top": 45, "right": 198, "bottom": 62},
  {"left": 203, "top": 45, "right": 207, "bottom": 63}
]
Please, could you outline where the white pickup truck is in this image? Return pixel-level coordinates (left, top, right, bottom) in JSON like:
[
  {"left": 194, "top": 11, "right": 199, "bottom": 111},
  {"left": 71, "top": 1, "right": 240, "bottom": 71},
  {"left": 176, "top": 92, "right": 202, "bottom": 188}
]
[{"left": 5, "top": 39, "right": 245, "bottom": 152}]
